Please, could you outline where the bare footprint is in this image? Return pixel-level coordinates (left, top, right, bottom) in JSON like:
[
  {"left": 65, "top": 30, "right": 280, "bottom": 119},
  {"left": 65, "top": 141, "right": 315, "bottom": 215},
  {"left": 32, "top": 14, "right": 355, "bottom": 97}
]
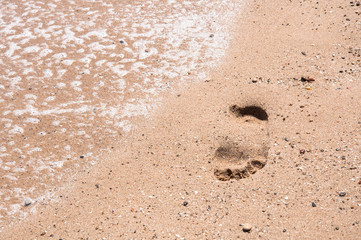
[{"left": 213, "top": 105, "right": 269, "bottom": 181}]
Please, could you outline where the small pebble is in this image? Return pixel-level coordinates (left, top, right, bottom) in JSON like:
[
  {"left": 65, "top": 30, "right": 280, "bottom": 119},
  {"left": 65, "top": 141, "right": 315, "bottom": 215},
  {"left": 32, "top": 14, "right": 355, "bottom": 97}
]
[
  {"left": 284, "top": 137, "right": 290, "bottom": 142},
  {"left": 24, "top": 198, "right": 32, "bottom": 206},
  {"left": 242, "top": 223, "right": 252, "bottom": 232},
  {"left": 183, "top": 201, "right": 188, "bottom": 206},
  {"left": 339, "top": 192, "right": 346, "bottom": 197},
  {"left": 312, "top": 202, "right": 317, "bottom": 207},
  {"left": 300, "top": 149, "right": 305, "bottom": 154}
]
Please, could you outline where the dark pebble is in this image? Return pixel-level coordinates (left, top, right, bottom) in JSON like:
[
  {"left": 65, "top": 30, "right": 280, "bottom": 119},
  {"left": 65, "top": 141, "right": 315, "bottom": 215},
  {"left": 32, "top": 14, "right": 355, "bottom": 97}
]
[
  {"left": 80, "top": 155, "right": 84, "bottom": 158},
  {"left": 242, "top": 223, "right": 252, "bottom": 232},
  {"left": 312, "top": 202, "right": 317, "bottom": 207},
  {"left": 183, "top": 201, "right": 188, "bottom": 206},
  {"left": 283, "top": 229, "right": 287, "bottom": 232},
  {"left": 300, "top": 149, "right": 305, "bottom": 154},
  {"left": 339, "top": 192, "right": 346, "bottom": 197}
]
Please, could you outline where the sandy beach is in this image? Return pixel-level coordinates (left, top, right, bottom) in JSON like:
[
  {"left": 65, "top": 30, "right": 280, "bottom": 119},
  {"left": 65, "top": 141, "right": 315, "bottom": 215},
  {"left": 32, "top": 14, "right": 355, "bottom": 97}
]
[{"left": 1, "top": 0, "right": 361, "bottom": 239}]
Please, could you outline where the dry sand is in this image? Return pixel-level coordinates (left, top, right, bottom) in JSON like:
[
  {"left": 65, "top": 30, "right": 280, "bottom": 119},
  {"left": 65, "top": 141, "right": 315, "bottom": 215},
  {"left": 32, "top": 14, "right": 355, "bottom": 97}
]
[{"left": 2, "top": 0, "right": 361, "bottom": 239}]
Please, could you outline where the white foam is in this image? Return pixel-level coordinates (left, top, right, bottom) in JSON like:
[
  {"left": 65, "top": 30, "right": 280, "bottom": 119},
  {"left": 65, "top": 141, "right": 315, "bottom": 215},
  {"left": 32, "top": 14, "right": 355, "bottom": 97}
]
[
  {"left": 62, "top": 59, "right": 74, "bottom": 66},
  {"left": 111, "top": 65, "right": 128, "bottom": 78},
  {"left": 53, "top": 52, "right": 67, "bottom": 59},
  {"left": 23, "top": 46, "right": 41, "bottom": 53},
  {"left": 45, "top": 96, "right": 56, "bottom": 102},
  {"left": 24, "top": 94, "right": 37, "bottom": 100},
  {"left": 38, "top": 48, "right": 52, "bottom": 57},
  {"left": 43, "top": 69, "right": 53, "bottom": 78},
  {"left": 5, "top": 43, "right": 20, "bottom": 58},
  {"left": 9, "top": 125, "right": 24, "bottom": 134},
  {"left": 82, "top": 29, "right": 108, "bottom": 39},
  {"left": 25, "top": 118, "right": 40, "bottom": 124},
  {"left": 62, "top": 27, "right": 84, "bottom": 44}
]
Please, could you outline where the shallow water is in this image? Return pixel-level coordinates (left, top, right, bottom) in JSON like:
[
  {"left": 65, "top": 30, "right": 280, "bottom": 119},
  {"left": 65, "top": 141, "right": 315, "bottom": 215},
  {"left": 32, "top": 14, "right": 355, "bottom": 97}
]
[{"left": 0, "top": 0, "right": 241, "bottom": 229}]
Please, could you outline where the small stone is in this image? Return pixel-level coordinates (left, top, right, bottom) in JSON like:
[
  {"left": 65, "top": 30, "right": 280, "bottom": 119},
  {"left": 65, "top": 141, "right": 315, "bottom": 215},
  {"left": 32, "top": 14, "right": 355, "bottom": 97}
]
[
  {"left": 301, "top": 77, "right": 315, "bottom": 82},
  {"left": 24, "top": 198, "right": 32, "bottom": 206},
  {"left": 301, "top": 51, "right": 307, "bottom": 56},
  {"left": 300, "top": 149, "right": 306, "bottom": 154},
  {"left": 283, "top": 229, "right": 287, "bottom": 232},
  {"left": 312, "top": 202, "right": 317, "bottom": 207},
  {"left": 183, "top": 201, "right": 188, "bottom": 206},
  {"left": 80, "top": 155, "right": 84, "bottom": 158},
  {"left": 209, "top": 34, "right": 214, "bottom": 38},
  {"left": 242, "top": 223, "right": 252, "bottom": 232},
  {"left": 339, "top": 192, "right": 346, "bottom": 197},
  {"left": 284, "top": 137, "right": 290, "bottom": 142}
]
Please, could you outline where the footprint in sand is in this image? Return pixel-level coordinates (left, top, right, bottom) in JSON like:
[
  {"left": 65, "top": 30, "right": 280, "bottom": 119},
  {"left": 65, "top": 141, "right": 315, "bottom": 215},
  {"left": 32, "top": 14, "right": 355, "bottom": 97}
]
[{"left": 213, "top": 105, "right": 269, "bottom": 181}]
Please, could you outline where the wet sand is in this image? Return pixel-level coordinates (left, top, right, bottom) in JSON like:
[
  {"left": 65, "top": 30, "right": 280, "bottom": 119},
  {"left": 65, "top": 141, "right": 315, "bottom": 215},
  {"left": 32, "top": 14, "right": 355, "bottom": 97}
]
[
  {"left": 2, "top": 0, "right": 361, "bottom": 239},
  {"left": 0, "top": 0, "right": 240, "bottom": 228}
]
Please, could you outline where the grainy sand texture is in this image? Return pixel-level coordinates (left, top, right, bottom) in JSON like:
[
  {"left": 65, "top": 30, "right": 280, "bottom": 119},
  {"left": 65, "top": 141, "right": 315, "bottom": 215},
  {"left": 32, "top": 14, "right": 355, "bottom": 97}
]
[
  {"left": 1, "top": 0, "right": 361, "bottom": 239},
  {"left": 0, "top": 0, "right": 240, "bottom": 229}
]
